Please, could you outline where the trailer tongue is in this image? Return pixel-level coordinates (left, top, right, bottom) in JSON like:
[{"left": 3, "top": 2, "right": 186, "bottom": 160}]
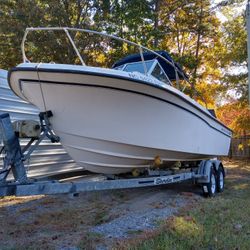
[{"left": 0, "top": 112, "right": 225, "bottom": 198}]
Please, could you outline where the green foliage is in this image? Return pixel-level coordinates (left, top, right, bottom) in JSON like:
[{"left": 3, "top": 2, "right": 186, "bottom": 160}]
[
  {"left": 222, "top": 15, "right": 247, "bottom": 66},
  {"left": 219, "top": 12, "right": 248, "bottom": 103},
  {"left": 0, "top": 0, "right": 96, "bottom": 68},
  {"left": 214, "top": 4, "right": 249, "bottom": 136},
  {"left": 223, "top": 72, "right": 248, "bottom": 101},
  {"left": 159, "top": 0, "right": 225, "bottom": 102},
  {"left": 0, "top": 0, "right": 247, "bottom": 108}
]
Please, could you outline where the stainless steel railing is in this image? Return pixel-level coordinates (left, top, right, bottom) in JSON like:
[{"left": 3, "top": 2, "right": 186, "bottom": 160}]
[{"left": 21, "top": 27, "right": 189, "bottom": 85}]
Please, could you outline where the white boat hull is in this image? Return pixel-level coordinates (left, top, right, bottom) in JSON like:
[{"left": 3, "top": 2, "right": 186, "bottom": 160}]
[{"left": 8, "top": 63, "right": 232, "bottom": 174}]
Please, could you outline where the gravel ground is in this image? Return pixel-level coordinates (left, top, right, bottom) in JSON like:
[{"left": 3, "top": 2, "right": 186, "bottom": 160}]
[
  {"left": 92, "top": 191, "right": 187, "bottom": 239},
  {"left": 0, "top": 179, "right": 202, "bottom": 249}
]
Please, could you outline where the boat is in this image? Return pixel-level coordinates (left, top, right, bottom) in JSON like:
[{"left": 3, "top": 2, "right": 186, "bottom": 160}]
[{"left": 8, "top": 27, "right": 232, "bottom": 174}]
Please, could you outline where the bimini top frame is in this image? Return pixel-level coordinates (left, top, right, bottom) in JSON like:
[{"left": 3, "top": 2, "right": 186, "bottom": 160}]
[{"left": 21, "top": 27, "right": 189, "bottom": 87}]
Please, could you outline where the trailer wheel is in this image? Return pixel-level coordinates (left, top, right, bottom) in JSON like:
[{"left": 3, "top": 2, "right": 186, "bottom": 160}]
[
  {"left": 202, "top": 168, "right": 217, "bottom": 197},
  {"left": 216, "top": 166, "right": 224, "bottom": 192}
]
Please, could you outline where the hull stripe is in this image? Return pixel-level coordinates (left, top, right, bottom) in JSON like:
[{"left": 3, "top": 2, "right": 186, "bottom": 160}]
[
  {"left": 8, "top": 66, "right": 232, "bottom": 132},
  {"left": 19, "top": 78, "right": 232, "bottom": 138}
]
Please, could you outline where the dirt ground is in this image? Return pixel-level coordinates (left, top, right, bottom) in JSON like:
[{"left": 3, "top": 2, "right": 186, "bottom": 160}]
[{"left": 0, "top": 160, "right": 245, "bottom": 250}]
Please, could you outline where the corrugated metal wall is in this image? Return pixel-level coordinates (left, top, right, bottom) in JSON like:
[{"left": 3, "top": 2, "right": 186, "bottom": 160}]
[{"left": 0, "top": 69, "right": 81, "bottom": 178}]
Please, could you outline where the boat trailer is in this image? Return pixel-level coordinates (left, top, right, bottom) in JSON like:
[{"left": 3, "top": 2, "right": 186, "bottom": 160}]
[{"left": 0, "top": 112, "right": 225, "bottom": 197}]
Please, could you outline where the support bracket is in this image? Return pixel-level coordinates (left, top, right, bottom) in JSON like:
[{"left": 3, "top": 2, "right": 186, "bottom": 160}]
[{"left": 0, "top": 111, "right": 60, "bottom": 184}]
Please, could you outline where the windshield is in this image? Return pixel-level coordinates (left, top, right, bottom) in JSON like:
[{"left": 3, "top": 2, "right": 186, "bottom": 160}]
[
  {"left": 151, "top": 63, "right": 170, "bottom": 84},
  {"left": 121, "top": 60, "right": 155, "bottom": 74},
  {"left": 114, "top": 59, "right": 171, "bottom": 85}
]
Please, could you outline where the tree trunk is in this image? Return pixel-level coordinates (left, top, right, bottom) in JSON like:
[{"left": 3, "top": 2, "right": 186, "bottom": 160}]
[
  {"left": 154, "top": 0, "right": 159, "bottom": 48},
  {"left": 191, "top": 1, "right": 203, "bottom": 98}
]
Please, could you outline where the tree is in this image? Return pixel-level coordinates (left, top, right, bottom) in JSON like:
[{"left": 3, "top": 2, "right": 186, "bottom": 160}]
[
  {"left": 220, "top": 13, "right": 248, "bottom": 101},
  {"left": 0, "top": 0, "right": 247, "bottom": 111},
  {"left": 217, "top": 101, "right": 250, "bottom": 136},
  {"left": 215, "top": 2, "right": 249, "bottom": 136},
  {"left": 159, "top": 0, "right": 225, "bottom": 107},
  {"left": 91, "top": 0, "right": 163, "bottom": 66},
  {"left": 0, "top": 0, "right": 96, "bottom": 69},
  {"left": 0, "top": 0, "right": 163, "bottom": 69}
]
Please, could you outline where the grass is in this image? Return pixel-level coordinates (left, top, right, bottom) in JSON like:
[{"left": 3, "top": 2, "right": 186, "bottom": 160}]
[
  {"left": 0, "top": 195, "right": 43, "bottom": 207},
  {"left": 117, "top": 160, "right": 250, "bottom": 250},
  {"left": 77, "top": 232, "right": 103, "bottom": 250},
  {"left": 93, "top": 205, "right": 111, "bottom": 225}
]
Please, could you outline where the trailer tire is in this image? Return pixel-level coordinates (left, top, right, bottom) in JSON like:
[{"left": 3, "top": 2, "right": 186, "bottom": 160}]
[
  {"left": 216, "top": 165, "right": 224, "bottom": 193},
  {"left": 202, "top": 168, "right": 217, "bottom": 197}
]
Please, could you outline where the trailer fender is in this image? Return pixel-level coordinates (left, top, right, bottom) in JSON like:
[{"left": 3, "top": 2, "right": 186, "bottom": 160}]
[
  {"left": 197, "top": 160, "right": 215, "bottom": 184},
  {"left": 210, "top": 160, "right": 225, "bottom": 177},
  {"left": 197, "top": 160, "right": 225, "bottom": 184}
]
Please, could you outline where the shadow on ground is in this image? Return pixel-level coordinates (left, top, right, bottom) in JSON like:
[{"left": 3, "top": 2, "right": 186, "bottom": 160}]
[{"left": 0, "top": 160, "right": 248, "bottom": 250}]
